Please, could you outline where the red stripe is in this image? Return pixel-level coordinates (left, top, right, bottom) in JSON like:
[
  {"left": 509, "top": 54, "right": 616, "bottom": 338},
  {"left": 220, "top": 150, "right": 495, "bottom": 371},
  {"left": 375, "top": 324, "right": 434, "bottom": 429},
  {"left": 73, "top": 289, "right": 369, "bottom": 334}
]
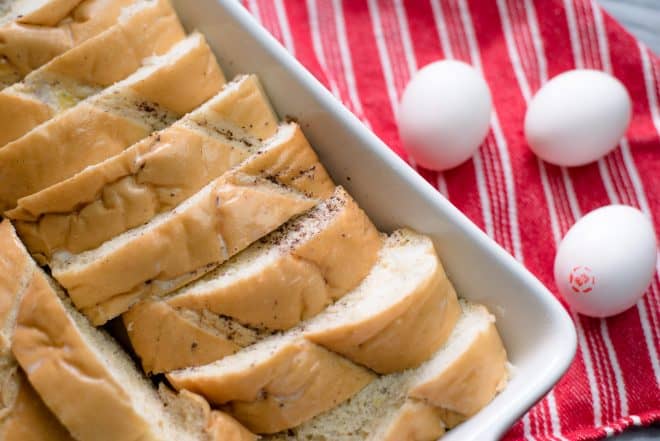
[
  {"left": 341, "top": 0, "right": 406, "bottom": 158},
  {"left": 282, "top": 0, "right": 333, "bottom": 89}
]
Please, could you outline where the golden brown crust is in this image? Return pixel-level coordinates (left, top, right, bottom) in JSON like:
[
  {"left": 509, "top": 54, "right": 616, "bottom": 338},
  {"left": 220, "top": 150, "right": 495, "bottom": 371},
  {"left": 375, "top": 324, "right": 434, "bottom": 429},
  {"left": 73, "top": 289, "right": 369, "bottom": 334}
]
[
  {"left": 0, "top": 0, "right": 185, "bottom": 145},
  {"left": 378, "top": 400, "right": 445, "bottom": 441},
  {"left": 207, "top": 411, "right": 259, "bottom": 441},
  {"left": 305, "top": 235, "right": 461, "bottom": 374},
  {"left": 1, "top": 371, "right": 73, "bottom": 441},
  {"left": 124, "top": 187, "right": 381, "bottom": 373},
  {"left": 0, "top": 33, "right": 224, "bottom": 211},
  {"left": 168, "top": 338, "right": 375, "bottom": 434},
  {"left": 124, "top": 301, "right": 245, "bottom": 375},
  {"left": 10, "top": 75, "right": 277, "bottom": 259},
  {"left": 11, "top": 269, "right": 155, "bottom": 441},
  {"left": 0, "top": 0, "right": 134, "bottom": 80},
  {"left": 409, "top": 311, "right": 508, "bottom": 417},
  {"left": 53, "top": 124, "right": 334, "bottom": 325}
]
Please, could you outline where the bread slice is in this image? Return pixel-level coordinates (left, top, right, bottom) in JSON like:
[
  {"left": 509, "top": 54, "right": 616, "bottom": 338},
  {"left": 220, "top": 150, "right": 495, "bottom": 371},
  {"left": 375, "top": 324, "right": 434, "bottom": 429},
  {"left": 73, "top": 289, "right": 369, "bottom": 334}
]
[
  {"left": 0, "top": 32, "right": 225, "bottom": 211},
  {"left": 170, "top": 335, "right": 375, "bottom": 434},
  {"left": 0, "top": 222, "right": 256, "bottom": 441},
  {"left": 51, "top": 123, "right": 335, "bottom": 325},
  {"left": 0, "top": 370, "right": 74, "bottom": 441},
  {"left": 265, "top": 301, "right": 508, "bottom": 441},
  {"left": 167, "top": 229, "right": 460, "bottom": 432},
  {"left": 0, "top": 0, "right": 185, "bottom": 145},
  {"left": 0, "top": 0, "right": 135, "bottom": 88},
  {"left": 9, "top": 74, "right": 278, "bottom": 261},
  {"left": 124, "top": 186, "right": 382, "bottom": 373},
  {"left": 0, "top": 219, "right": 73, "bottom": 440}
]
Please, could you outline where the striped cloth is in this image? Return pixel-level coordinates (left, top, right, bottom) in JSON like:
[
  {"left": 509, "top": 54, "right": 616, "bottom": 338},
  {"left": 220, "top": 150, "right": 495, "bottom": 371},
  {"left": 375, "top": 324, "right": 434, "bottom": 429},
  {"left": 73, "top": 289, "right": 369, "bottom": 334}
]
[{"left": 241, "top": 0, "right": 660, "bottom": 439}]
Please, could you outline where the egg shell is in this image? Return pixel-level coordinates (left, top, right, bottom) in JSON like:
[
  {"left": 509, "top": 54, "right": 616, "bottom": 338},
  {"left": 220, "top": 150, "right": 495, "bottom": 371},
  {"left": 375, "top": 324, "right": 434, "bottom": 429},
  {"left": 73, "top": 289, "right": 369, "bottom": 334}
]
[
  {"left": 554, "top": 205, "right": 657, "bottom": 317},
  {"left": 398, "top": 60, "right": 492, "bottom": 171},
  {"left": 525, "top": 69, "right": 631, "bottom": 167}
]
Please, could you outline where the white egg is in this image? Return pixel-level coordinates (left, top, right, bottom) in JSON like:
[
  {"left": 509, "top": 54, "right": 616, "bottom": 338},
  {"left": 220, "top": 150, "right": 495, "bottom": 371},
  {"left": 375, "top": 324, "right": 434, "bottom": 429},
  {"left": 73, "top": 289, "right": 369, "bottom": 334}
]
[
  {"left": 525, "top": 69, "right": 631, "bottom": 167},
  {"left": 398, "top": 60, "right": 492, "bottom": 171},
  {"left": 554, "top": 205, "right": 657, "bottom": 317}
]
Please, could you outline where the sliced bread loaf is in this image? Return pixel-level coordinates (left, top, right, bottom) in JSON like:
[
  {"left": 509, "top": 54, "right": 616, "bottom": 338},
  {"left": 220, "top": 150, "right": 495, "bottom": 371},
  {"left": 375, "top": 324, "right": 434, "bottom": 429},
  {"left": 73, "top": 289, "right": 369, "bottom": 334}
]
[
  {"left": 0, "top": 32, "right": 224, "bottom": 211},
  {"left": 124, "top": 186, "right": 382, "bottom": 373},
  {"left": 0, "top": 0, "right": 185, "bottom": 145},
  {"left": 1, "top": 222, "right": 256, "bottom": 441},
  {"left": 51, "top": 123, "right": 335, "bottom": 325},
  {"left": 265, "top": 301, "right": 508, "bottom": 441},
  {"left": 9, "top": 74, "right": 278, "bottom": 261},
  {"left": 0, "top": 219, "right": 73, "bottom": 440},
  {"left": 167, "top": 229, "right": 460, "bottom": 432},
  {"left": 0, "top": 0, "right": 134, "bottom": 88}
]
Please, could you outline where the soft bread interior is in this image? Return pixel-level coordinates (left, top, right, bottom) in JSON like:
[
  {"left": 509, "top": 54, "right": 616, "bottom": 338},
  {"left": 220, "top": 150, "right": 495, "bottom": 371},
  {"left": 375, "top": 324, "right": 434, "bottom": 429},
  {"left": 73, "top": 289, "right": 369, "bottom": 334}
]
[
  {"left": 266, "top": 301, "right": 507, "bottom": 441},
  {"left": 124, "top": 186, "right": 381, "bottom": 373}
]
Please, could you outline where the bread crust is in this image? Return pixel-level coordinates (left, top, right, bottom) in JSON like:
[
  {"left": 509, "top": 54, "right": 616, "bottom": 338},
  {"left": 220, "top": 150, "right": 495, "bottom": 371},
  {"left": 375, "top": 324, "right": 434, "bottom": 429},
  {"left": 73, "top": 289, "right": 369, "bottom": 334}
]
[
  {"left": 168, "top": 338, "right": 375, "bottom": 434},
  {"left": 304, "top": 230, "right": 461, "bottom": 374},
  {"left": 0, "top": 33, "right": 224, "bottom": 211},
  {"left": 9, "top": 75, "right": 277, "bottom": 259},
  {"left": 124, "top": 187, "right": 382, "bottom": 373},
  {"left": 0, "top": 0, "right": 134, "bottom": 85},
  {"left": 1, "top": 370, "right": 73, "bottom": 441},
  {"left": 0, "top": 0, "right": 185, "bottom": 145},
  {"left": 409, "top": 309, "right": 508, "bottom": 417},
  {"left": 52, "top": 123, "right": 334, "bottom": 325}
]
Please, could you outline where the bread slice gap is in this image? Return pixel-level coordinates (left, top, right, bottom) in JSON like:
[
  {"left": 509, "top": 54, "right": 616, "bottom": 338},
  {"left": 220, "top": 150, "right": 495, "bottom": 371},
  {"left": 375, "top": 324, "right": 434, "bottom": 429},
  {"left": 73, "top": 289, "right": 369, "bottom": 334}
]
[
  {"left": 51, "top": 122, "right": 335, "bottom": 325},
  {"left": 8, "top": 74, "right": 279, "bottom": 262},
  {"left": 0, "top": 32, "right": 225, "bottom": 211},
  {"left": 0, "top": 0, "right": 136, "bottom": 88},
  {"left": 265, "top": 300, "right": 509, "bottom": 441},
  {"left": 167, "top": 229, "right": 461, "bottom": 432},
  {"left": 0, "top": 0, "right": 185, "bottom": 145},
  {"left": 124, "top": 186, "right": 382, "bottom": 373}
]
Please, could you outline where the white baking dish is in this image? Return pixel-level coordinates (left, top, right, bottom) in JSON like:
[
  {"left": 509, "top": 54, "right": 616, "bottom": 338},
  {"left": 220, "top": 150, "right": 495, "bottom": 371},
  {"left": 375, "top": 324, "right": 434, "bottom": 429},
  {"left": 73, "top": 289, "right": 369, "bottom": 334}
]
[{"left": 170, "top": 1, "right": 578, "bottom": 439}]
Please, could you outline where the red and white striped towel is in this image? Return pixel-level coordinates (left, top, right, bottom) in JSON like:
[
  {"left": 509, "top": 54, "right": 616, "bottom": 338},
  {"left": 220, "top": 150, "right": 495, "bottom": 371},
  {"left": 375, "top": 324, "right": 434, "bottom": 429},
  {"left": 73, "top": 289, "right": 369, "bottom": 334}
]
[{"left": 241, "top": 0, "right": 660, "bottom": 439}]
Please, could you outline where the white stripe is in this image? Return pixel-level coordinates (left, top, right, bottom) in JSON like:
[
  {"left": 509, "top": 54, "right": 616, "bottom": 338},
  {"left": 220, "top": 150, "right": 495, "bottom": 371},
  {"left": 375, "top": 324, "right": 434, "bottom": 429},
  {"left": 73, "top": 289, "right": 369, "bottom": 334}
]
[
  {"left": 430, "top": 0, "right": 454, "bottom": 59},
  {"left": 247, "top": 0, "right": 263, "bottom": 23},
  {"left": 458, "top": 0, "right": 523, "bottom": 260},
  {"left": 273, "top": 0, "right": 295, "bottom": 55},
  {"left": 524, "top": 0, "right": 548, "bottom": 84},
  {"left": 522, "top": 412, "right": 535, "bottom": 441},
  {"left": 631, "top": 415, "right": 641, "bottom": 426},
  {"left": 563, "top": 0, "right": 583, "bottom": 69},
  {"left": 546, "top": 391, "right": 566, "bottom": 441},
  {"left": 496, "top": 0, "right": 532, "bottom": 101},
  {"left": 472, "top": 151, "right": 495, "bottom": 238},
  {"left": 437, "top": 174, "right": 449, "bottom": 198},
  {"left": 331, "top": 0, "right": 372, "bottom": 128},
  {"left": 597, "top": 158, "right": 620, "bottom": 203},
  {"left": 366, "top": 0, "right": 399, "bottom": 118},
  {"left": 306, "top": 0, "right": 343, "bottom": 99},
  {"left": 575, "top": 313, "right": 603, "bottom": 425},
  {"left": 639, "top": 43, "right": 660, "bottom": 135},
  {"left": 604, "top": 426, "right": 615, "bottom": 437},
  {"left": 393, "top": 0, "right": 417, "bottom": 76},
  {"left": 600, "top": 319, "right": 629, "bottom": 415}
]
